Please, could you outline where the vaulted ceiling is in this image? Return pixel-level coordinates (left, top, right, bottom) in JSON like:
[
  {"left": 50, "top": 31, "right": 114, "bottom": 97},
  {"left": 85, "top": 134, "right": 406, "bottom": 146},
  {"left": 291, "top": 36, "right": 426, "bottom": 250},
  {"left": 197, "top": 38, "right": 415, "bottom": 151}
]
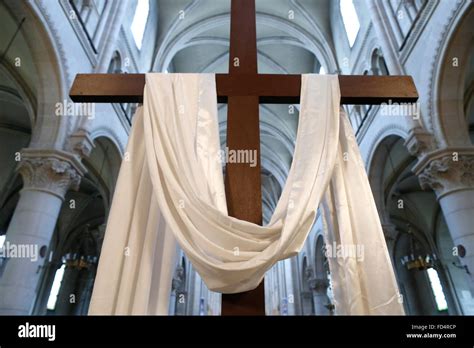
[{"left": 152, "top": 0, "right": 338, "bottom": 74}]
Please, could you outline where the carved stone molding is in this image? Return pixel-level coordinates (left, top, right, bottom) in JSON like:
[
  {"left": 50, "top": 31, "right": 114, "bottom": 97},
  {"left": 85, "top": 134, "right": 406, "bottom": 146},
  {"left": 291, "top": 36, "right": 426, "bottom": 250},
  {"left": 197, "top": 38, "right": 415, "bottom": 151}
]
[
  {"left": 33, "top": 0, "right": 72, "bottom": 86},
  {"left": 18, "top": 149, "right": 87, "bottom": 200},
  {"left": 414, "top": 148, "right": 474, "bottom": 198},
  {"left": 172, "top": 266, "right": 185, "bottom": 292},
  {"left": 425, "top": 0, "right": 466, "bottom": 136},
  {"left": 68, "top": 130, "right": 96, "bottom": 158},
  {"left": 404, "top": 126, "right": 435, "bottom": 158},
  {"left": 309, "top": 278, "right": 329, "bottom": 293},
  {"left": 304, "top": 266, "right": 329, "bottom": 292}
]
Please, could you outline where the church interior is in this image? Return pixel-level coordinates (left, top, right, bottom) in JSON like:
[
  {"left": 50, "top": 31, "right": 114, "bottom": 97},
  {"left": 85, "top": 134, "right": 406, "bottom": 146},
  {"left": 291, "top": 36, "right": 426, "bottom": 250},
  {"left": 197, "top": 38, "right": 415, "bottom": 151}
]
[{"left": 0, "top": 0, "right": 473, "bottom": 316}]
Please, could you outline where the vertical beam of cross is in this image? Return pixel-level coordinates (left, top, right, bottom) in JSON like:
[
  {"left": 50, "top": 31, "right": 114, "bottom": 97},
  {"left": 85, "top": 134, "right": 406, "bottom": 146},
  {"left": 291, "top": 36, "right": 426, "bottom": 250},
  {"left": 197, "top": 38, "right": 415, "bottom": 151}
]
[{"left": 221, "top": 0, "right": 266, "bottom": 316}]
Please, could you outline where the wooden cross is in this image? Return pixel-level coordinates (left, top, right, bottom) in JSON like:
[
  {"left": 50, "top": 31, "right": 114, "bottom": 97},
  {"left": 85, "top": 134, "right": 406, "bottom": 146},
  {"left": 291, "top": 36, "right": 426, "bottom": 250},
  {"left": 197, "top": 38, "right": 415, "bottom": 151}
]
[{"left": 70, "top": 0, "right": 418, "bottom": 316}]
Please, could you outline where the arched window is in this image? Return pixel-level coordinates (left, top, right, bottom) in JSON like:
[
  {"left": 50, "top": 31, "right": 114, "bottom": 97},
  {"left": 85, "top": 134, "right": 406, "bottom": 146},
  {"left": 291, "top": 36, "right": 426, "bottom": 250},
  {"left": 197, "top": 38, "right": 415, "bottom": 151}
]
[
  {"left": 370, "top": 49, "right": 389, "bottom": 76},
  {"left": 131, "top": 0, "right": 150, "bottom": 50},
  {"left": 340, "top": 0, "right": 360, "bottom": 48},
  {"left": 108, "top": 51, "right": 123, "bottom": 74},
  {"left": 46, "top": 264, "right": 66, "bottom": 311},
  {"left": 45, "top": 225, "right": 100, "bottom": 315},
  {"left": 427, "top": 268, "right": 448, "bottom": 312}
]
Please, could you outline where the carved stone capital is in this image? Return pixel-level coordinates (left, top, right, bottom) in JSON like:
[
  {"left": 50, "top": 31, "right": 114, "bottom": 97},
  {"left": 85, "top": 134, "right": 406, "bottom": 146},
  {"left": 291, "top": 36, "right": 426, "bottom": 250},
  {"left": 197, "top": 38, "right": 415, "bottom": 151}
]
[
  {"left": 304, "top": 266, "right": 314, "bottom": 281},
  {"left": 309, "top": 278, "right": 330, "bottom": 293},
  {"left": 67, "top": 130, "right": 96, "bottom": 157},
  {"left": 18, "top": 149, "right": 87, "bottom": 200},
  {"left": 404, "top": 127, "right": 435, "bottom": 158},
  {"left": 172, "top": 266, "right": 185, "bottom": 291},
  {"left": 414, "top": 148, "right": 474, "bottom": 198}
]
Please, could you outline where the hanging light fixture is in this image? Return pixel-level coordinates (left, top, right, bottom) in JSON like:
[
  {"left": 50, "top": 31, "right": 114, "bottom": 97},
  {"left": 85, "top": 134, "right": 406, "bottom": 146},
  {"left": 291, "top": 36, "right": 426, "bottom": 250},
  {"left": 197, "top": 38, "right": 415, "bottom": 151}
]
[
  {"left": 62, "top": 225, "right": 99, "bottom": 270},
  {"left": 400, "top": 227, "right": 437, "bottom": 271},
  {"left": 62, "top": 253, "right": 98, "bottom": 270}
]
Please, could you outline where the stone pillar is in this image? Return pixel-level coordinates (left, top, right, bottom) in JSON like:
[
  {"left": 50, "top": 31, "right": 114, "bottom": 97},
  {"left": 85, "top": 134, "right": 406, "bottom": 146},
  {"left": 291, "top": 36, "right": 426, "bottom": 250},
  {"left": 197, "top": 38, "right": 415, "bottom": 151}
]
[
  {"left": 414, "top": 149, "right": 474, "bottom": 293},
  {"left": 95, "top": 0, "right": 130, "bottom": 72},
  {"left": 92, "top": 0, "right": 113, "bottom": 47},
  {"left": 310, "top": 278, "right": 330, "bottom": 316},
  {"left": 365, "top": 0, "right": 404, "bottom": 75},
  {"left": 171, "top": 265, "right": 186, "bottom": 315},
  {"left": 304, "top": 266, "right": 330, "bottom": 315},
  {"left": 69, "top": 0, "right": 130, "bottom": 153},
  {"left": 0, "top": 149, "right": 85, "bottom": 315}
]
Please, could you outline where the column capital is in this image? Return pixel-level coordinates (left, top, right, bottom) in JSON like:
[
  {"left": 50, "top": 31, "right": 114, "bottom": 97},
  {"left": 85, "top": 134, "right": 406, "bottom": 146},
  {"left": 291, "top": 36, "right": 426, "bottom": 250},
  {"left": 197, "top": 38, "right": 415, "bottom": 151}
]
[
  {"left": 18, "top": 149, "right": 87, "bottom": 200},
  {"left": 404, "top": 126, "right": 435, "bottom": 158},
  {"left": 308, "top": 278, "right": 329, "bottom": 293},
  {"left": 304, "top": 266, "right": 329, "bottom": 292},
  {"left": 67, "top": 130, "right": 96, "bottom": 157},
  {"left": 172, "top": 265, "right": 185, "bottom": 292},
  {"left": 413, "top": 148, "right": 474, "bottom": 198}
]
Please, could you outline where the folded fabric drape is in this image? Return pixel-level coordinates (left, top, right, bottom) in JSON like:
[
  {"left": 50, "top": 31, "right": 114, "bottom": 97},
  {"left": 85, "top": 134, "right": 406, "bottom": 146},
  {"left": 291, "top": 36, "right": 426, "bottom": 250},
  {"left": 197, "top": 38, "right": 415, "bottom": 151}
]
[{"left": 89, "top": 74, "right": 404, "bottom": 315}]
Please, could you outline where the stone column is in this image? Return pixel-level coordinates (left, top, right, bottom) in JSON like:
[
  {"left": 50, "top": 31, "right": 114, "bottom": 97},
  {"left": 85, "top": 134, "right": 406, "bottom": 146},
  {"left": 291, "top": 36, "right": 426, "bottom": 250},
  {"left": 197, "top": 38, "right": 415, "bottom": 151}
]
[
  {"left": 171, "top": 265, "right": 186, "bottom": 315},
  {"left": 92, "top": 0, "right": 113, "bottom": 47},
  {"left": 414, "top": 149, "right": 474, "bottom": 293},
  {"left": 95, "top": 0, "right": 130, "bottom": 72},
  {"left": 365, "top": 0, "right": 404, "bottom": 75},
  {"left": 310, "top": 278, "right": 330, "bottom": 316},
  {"left": 0, "top": 149, "right": 85, "bottom": 315},
  {"left": 69, "top": 0, "right": 130, "bottom": 154}
]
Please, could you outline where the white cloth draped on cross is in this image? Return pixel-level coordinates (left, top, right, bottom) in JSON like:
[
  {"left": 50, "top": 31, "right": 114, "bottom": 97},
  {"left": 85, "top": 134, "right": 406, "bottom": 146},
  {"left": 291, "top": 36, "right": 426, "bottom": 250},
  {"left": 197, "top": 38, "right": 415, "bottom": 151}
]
[{"left": 89, "top": 74, "right": 404, "bottom": 315}]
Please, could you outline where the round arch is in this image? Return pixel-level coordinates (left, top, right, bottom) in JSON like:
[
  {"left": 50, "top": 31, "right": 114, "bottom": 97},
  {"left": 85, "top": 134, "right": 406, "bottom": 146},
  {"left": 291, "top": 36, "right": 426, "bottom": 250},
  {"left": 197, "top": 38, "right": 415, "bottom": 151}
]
[
  {"left": 153, "top": 12, "right": 338, "bottom": 73},
  {"left": 431, "top": 5, "right": 474, "bottom": 147},
  {"left": 314, "top": 234, "right": 327, "bottom": 279},
  {"left": 4, "top": 1, "right": 71, "bottom": 149},
  {"left": 368, "top": 135, "right": 408, "bottom": 225},
  {"left": 84, "top": 136, "right": 123, "bottom": 213}
]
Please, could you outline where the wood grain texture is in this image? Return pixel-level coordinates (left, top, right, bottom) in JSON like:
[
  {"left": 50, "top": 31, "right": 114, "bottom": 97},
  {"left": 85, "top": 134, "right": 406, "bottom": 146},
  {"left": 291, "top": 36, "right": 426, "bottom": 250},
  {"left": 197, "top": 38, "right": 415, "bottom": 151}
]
[
  {"left": 70, "top": 74, "right": 419, "bottom": 105},
  {"left": 222, "top": 95, "right": 265, "bottom": 316},
  {"left": 221, "top": 0, "right": 265, "bottom": 316}
]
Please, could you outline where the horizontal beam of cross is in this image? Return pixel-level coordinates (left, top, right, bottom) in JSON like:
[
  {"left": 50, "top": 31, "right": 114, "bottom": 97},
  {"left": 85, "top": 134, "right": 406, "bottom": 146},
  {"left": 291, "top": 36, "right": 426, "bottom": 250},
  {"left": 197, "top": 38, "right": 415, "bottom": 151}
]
[{"left": 69, "top": 74, "right": 418, "bottom": 105}]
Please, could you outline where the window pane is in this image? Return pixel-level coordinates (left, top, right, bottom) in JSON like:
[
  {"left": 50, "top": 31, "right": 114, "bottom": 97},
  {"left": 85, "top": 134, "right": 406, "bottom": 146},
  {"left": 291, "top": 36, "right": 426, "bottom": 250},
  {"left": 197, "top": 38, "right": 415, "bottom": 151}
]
[
  {"left": 47, "top": 264, "right": 66, "bottom": 311},
  {"left": 131, "top": 0, "right": 150, "bottom": 50},
  {"left": 340, "top": 0, "right": 360, "bottom": 48},
  {"left": 427, "top": 268, "right": 448, "bottom": 311}
]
